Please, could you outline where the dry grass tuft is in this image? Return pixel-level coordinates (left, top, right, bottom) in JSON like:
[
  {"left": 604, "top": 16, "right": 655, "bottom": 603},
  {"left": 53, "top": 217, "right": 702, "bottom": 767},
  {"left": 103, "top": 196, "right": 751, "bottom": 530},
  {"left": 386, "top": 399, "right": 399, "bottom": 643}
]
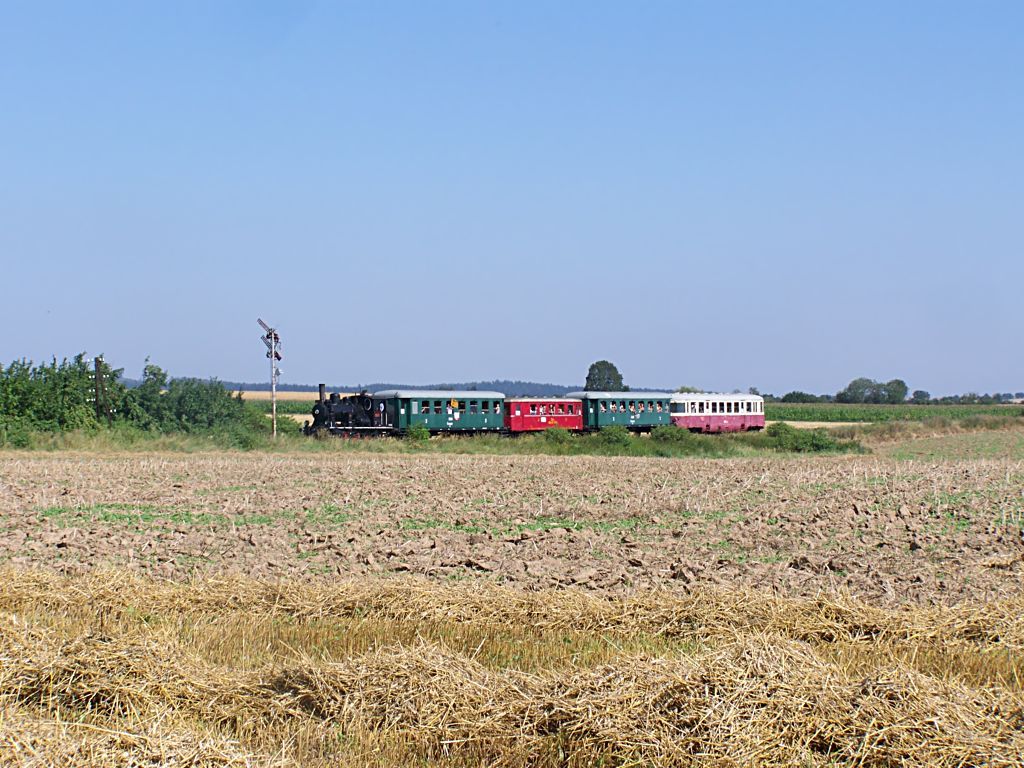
[{"left": 2, "top": 570, "right": 1024, "bottom": 766}]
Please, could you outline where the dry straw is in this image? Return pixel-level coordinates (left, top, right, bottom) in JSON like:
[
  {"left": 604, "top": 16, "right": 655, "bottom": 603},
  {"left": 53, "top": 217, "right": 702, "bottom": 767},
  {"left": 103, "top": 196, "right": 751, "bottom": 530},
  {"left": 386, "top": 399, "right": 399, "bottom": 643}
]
[{"left": 2, "top": 570, "right": 1023, "bottom": 767}]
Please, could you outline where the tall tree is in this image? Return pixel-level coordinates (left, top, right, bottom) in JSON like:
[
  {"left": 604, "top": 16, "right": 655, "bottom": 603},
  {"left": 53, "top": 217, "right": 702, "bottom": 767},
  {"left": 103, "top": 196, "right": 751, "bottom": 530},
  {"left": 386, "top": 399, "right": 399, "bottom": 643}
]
[
  {"left": 585, "top": 360, "right": 624, "bottom": 392},
  {"left": 884, "top": 379, "right": 909, "bottom": 404},
  {"left": 836, "top": 377, "right": 875, "bottom": 404}
]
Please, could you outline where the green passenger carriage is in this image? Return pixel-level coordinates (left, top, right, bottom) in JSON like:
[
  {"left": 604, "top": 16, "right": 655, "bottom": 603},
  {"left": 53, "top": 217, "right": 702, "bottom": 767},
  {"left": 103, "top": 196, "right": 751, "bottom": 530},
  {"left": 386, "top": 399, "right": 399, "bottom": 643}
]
[
  {"left": 373, "top": 390, "right": 506, "bottom": 433},
  {"left": 565, "top": 391, "right": 674, "bottom": 431}
]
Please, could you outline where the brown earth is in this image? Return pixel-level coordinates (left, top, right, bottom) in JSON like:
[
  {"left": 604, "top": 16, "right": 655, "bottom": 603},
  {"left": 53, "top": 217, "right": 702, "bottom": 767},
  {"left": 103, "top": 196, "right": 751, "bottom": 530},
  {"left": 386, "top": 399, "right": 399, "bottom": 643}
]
[{"left": 1, "top": 452, "right": 1022, "bottom": 606}]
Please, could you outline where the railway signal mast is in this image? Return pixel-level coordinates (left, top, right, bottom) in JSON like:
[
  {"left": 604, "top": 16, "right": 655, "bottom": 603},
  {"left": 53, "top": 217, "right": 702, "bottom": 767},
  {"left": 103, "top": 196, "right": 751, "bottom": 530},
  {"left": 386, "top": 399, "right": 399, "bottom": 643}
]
[{"left": 257, "top": 318, "right": 283, "bottom": 438}]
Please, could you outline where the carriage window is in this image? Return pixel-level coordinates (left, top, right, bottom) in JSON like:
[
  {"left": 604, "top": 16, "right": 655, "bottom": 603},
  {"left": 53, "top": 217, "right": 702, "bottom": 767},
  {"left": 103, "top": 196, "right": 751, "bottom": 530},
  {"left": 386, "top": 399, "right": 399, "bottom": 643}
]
[
  {"left": 421, "top": 400, "right": 429, "bottom": 413},
  {"left": 620, "top": 400, "right": 627, "bottom": 412},
  {"left": 530, "top": 404, "right": 538, "bottom": 415},
  {"left": 610, "top": 401, "right": 617, "bottom": 412},
  {"left": 638, "top": 401, "right": 645, "bottom": 412},
  {"left": 600, "top": 401, "right": 607, "bottom": 412},
  {"left": 457, "top": 400, "right": 466, "bottom": 412},
  {"left": 568, "top": 404, "right": 575, "bottom": 414},
  {"left": 481, "top": 400, "right": 489, "bottom": 412},
  {"left": 558, "top": 403, "right": 565, "bottom": 414},
  {"left": 433, "top": 400, "right": 442, "bottom": 414}
]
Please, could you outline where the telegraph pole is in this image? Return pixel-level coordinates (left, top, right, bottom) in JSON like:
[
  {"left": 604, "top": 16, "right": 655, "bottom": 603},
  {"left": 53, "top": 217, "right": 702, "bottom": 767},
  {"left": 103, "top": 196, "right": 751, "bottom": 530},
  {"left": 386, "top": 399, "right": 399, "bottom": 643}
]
[{"left": 257, "top": 319, "right": 282, "bottom": 438}]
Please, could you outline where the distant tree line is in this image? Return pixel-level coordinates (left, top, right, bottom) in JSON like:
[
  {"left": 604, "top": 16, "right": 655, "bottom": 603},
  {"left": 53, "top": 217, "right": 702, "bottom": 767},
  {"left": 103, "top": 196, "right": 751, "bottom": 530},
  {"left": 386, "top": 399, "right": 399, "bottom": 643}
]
[
  {"left": 0, "top": 354, "right": 266, "bottom": 447},
  {"left": 767, "top": 377, "right": 1022, "bottom": 405}
]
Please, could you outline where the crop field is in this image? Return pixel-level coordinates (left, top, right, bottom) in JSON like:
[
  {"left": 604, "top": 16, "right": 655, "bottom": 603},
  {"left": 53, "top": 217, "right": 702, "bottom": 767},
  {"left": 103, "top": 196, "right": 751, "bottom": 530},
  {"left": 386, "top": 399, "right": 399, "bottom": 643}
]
[
  {"left": 2, "top": 442, "right": 1024, "bottom": 766},
  {"left": 766, "top": 402, "right": 1019, "bottom": 422},
  {"left": 235, "top": 390, "right": 327, "bottom": 401},
  {"left": 238, "top": 390, "right": 339, "bottom": 416}
]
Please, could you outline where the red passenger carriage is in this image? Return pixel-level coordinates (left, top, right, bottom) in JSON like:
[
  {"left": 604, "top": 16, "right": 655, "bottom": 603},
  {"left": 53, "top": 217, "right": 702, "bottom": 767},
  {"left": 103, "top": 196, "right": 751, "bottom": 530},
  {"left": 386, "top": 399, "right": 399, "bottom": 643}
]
[{"left": 504, "top": 398, "right": 584, "bottom": 433}]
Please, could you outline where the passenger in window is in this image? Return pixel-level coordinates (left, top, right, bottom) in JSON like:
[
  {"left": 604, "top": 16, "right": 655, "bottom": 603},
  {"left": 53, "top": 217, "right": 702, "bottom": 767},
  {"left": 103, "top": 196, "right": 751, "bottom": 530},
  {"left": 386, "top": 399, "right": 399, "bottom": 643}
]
[
  {"left": 610, "top": 402, "right": 617, "bottom": 412},
  {"left": 600, "top": 402, "right": 607, "bottom": 412},
  {"left": 530, "top": 404, "right": 537, "bottom": 415}
]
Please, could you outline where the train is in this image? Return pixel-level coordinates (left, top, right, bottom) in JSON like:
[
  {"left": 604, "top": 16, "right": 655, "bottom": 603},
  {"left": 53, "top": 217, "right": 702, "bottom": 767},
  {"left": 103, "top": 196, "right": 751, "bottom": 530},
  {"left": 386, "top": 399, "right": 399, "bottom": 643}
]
[{"left": 303, "top": 384, "right": 765, "bottom": 437}]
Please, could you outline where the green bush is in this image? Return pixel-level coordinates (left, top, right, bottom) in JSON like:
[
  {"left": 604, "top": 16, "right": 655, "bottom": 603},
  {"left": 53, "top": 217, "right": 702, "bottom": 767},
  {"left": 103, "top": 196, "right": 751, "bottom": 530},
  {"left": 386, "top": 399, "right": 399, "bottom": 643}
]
[
  {"left": 594, "top": 425, "right": 632, "bottom": 449},
  {"left": 406, "top": 423, "right": 431, "bottom": 442},
  {"left": 761, "top": 422, "right": 843, "bottom": 453},
  {"left": 543, "top": 427, "right": 573, "bottom": 447}
]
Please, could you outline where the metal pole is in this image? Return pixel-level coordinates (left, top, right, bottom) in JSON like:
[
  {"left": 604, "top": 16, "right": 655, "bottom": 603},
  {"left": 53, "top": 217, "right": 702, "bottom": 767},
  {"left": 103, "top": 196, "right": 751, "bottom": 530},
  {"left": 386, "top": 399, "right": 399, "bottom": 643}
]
[{"left": 271, "top": 334, "right": 277, "bottom": 439}]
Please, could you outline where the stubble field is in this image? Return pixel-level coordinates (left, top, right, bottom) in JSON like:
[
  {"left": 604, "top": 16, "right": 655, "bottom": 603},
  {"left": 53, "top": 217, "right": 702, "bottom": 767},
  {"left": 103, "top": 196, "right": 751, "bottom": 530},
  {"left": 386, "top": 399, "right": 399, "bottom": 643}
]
[{"left": 2, "top": 439, "right": 1024, "bottom": 766}]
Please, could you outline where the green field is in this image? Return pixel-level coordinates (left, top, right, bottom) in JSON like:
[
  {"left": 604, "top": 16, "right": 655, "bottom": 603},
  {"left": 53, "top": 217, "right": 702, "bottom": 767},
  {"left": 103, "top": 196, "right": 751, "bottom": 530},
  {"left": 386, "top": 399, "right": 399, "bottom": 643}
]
[
  {"left": 766, "top": 402, "right": 1021, "bottom": 423},
  {"left": 245, "top": 398, "right": 314, "bottom": 415},
  {"left": 883, "top": 429, "right": 1024, "bottom": 461}
]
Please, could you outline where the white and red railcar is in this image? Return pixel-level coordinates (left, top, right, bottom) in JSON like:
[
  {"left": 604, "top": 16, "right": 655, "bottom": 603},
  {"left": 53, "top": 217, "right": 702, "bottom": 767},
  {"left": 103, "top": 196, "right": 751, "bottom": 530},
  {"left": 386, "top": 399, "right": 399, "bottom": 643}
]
[{"left": 670, "top": 393, "right": 765, "bottom": 433}]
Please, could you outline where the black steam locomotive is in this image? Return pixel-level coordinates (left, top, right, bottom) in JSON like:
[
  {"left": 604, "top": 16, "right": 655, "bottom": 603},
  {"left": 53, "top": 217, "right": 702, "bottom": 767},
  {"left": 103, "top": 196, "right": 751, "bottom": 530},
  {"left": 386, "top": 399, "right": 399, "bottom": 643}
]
[{"left": 304, "top": 385, "right": 386, "bottom": 436}]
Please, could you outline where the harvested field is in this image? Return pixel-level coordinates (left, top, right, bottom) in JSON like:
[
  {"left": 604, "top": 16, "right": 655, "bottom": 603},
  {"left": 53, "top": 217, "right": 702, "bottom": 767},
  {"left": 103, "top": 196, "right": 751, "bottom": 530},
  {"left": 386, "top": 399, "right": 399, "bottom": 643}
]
[
  {"left": 235, "top": 390, "right": 330, "bottom": 401},
  {"left": 1, "top": 569, "right": 1023, "bottom": 767},
  {"left": 3, "top": 447, "right": 1024, "bottom": 766},
  {"left": 1, "top": 451, "right": 1023, "bottom": 604}
]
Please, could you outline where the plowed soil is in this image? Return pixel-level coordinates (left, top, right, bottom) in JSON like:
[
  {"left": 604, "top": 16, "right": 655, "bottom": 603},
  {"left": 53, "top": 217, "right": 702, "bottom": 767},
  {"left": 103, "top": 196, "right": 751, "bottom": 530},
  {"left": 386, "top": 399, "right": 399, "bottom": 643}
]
[{"left": 2, "top": 452, "right": 1023, "bottom": 606}]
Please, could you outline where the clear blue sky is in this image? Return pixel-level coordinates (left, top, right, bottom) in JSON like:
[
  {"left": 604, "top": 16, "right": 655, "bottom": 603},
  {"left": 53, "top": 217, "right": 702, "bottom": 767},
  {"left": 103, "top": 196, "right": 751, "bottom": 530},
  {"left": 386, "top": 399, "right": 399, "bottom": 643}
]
[{"left": 2, "top": 2, "right": 1020, "bottom": 395}]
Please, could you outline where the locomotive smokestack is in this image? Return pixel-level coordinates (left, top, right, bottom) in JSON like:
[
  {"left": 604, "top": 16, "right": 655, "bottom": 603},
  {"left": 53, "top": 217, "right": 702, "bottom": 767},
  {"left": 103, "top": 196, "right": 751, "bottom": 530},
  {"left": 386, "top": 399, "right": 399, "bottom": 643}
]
[{"left": 318, "top": 383, "right": 326, "bottom": 404}]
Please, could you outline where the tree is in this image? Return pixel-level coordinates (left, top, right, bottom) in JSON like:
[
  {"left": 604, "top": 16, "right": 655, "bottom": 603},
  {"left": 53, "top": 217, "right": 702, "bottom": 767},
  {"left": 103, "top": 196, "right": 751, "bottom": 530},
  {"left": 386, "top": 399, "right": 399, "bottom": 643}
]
[
  {"left": 883, "top": 379, "right": 909, "bottom": 404},
  {"left": 781, "top": 391, "right": 822, "bottom": 403},
  {"left": 585, "top": 360, "right": 624, "bottom": 392},
  {"left": 836, "top": 377, "right": 875, "bottom": 404},
  {"left": 676, "top": 385, "right": 702, "bottom": 393},
  {"left": 837, "top": 377, "right": 908, "bottom": 404},
  {"left": 911, "top": 390, "right": 931, "bottom": 404}
]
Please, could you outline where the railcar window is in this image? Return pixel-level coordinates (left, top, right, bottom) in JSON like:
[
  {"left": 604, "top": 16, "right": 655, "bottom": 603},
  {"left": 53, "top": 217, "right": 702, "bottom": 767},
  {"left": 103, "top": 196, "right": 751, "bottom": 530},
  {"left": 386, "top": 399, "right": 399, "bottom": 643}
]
[
  {"left": 469, "top": 401, "right": 478, "bottom": 414},
  {"left": 421, "top": 400, "right": 430, "bottom": 414},
  {"left": 494, "top": 402, "right": 501, "bottom": 414},
  {"left": 568, "top": 404, "right": 575, "bottom": 414},
  {"left": 457, "top": 400, "right": 465, "bottom": 413},
  {"left": 557, "top": 403, "right": 565, "bottom": 414},
  {"left": 530, "top": 404, "right": 538, "bottom": 415},
  {"left": 609, "top": 402, "right": 617, "bottom": 412},
  {"left": 600, "top": 401, "right": 607, "bottom": 412}
]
